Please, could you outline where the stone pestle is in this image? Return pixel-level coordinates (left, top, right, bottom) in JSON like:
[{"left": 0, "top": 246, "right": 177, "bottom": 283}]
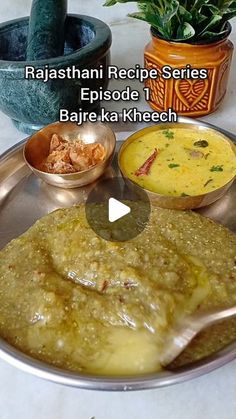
[{"left": 26, "top": 0, "right": 67, "bottom": 60}]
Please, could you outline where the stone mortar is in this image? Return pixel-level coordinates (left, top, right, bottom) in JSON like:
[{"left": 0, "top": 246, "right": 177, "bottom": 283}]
[{"left": 0, "top": 14, "right": 112, "bottom": 134}]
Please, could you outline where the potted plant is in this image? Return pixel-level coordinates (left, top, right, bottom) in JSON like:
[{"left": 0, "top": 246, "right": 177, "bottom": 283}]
[{"left": 104, "top": 0, "right": 236, "bottom": 117}]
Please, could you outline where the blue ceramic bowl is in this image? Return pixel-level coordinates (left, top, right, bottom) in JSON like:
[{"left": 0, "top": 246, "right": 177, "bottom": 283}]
[{"left": 0, "top": 14, "right": 112, "bottom": 133}]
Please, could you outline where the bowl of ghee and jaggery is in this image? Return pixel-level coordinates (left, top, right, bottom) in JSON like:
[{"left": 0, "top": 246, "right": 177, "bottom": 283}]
[{"left": 24, "top": 121, "right": 116, "bottom": 188}]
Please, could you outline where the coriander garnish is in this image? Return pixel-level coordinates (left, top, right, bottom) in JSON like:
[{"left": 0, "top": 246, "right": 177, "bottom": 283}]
[
  {"left": 163, "top": 130, "right": 174, "bottom": 139},
  {"left": 210, "top": 165, "right": 223, "bottom": 172},
  {"left": 168, "top": 163, "right": 180, "bottom": 169}
]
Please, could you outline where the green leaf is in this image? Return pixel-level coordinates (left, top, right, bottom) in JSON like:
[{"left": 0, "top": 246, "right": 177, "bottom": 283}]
[
  {"left": 198, "top": 14, "right": 222, "bottom": 35},
  {"left": 163, "top": 129, "right": 175, "bottom": 139},
  {"left": 145, "top": 11, "right": 172, "bottom": 37},
  {"left": 177, "top": 22, "right": 196, "bottom": 40},
  {"left": 178, "top": 5, "right": 193, "bottom": 21},
  {"left": 104, "top": 0, "right": 149, "bottom": 5},
  {"left": 161, "top": 0, "right": 179, "bottom": 23},
  {"left": 222, "top": 10, "right": 236, "bottom": 20},
  {"left": 168, "top": 163, "right": 180, "bottom": 168},
  {"left": 128, "top": 11, "right": 147, "bottom": 21},
  {"left": 138, "top": 3, "right": 148, "bottom": 12},
  {"left": 200, "top": 28, "right": 228, "bottom": 39},
  {"left": 210, "top": 165, "right": 224, "bottom": 172},
  {"left": 132, "top": 4, "right": 171, "bottom": 38},
  {"left": 191, "top": 10, "right": 208, "bottom": 25},
  {"left": 103, "top": 0, "right": 117, "bottom": 5},
  {"left": 104, "top": 0, "right": 236, "bottom": 41},
  {"left": 214, "top": 0, "right": 236, "bottom": 14},
  {"left": 202, "top": 4, "right": 221, "bottom": 13},
  {"left": 191, "top": 0, "right": 211, "bottom": 13},
  {"left": 145, "top": 1, "right": 180, "bottom": 38}
]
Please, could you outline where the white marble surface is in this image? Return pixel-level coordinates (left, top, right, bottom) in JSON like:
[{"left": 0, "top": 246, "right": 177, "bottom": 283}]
[{"left": 0, "top": 1, "right": 236, "bottom": 419}]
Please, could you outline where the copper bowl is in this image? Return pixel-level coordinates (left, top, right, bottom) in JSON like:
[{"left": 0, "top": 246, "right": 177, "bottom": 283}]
[
  {"left": 24, "top": 121, "right": 116, "bottom": 188},
  {"left": 118, "top": 122, "right": 236, "bottom": 210}
]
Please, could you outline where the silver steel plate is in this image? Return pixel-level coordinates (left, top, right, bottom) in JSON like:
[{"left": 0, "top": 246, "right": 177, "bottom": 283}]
[{"left": 0, "top": 116, "right": 235, "bottom": 391}]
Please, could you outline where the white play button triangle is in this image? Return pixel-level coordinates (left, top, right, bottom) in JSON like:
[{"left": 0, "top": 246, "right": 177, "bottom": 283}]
[
  {"left": 108, "top": 198, "right": 131, "bottom": 223},
  {"left": 86, "top": 178, "right": 151, "bottom": 241}
]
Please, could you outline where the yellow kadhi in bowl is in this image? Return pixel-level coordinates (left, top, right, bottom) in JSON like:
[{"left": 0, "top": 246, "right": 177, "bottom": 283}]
[{"left": 118, "top": 123, "right": 236, "bottom": 210}]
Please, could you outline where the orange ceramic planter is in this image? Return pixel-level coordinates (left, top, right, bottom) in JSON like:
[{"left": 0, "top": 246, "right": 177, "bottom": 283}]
[{"left": 144, "top": 26, "right": 234, "bottom": 117}]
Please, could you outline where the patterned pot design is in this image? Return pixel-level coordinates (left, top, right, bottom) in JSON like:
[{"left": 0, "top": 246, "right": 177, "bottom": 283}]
[{"left": 144, "top": 26, "right": 234, "bottom": 117}]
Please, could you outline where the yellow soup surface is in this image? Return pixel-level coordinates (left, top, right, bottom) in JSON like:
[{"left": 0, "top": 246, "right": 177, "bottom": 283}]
[{"left": 120, "top": 127, "right": 236, "bottom": 196}]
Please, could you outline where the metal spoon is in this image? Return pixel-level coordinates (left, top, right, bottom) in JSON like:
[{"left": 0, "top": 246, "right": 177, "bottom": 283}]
[{"left": 160, "top": 305, "right": 236, "bottom": 367}]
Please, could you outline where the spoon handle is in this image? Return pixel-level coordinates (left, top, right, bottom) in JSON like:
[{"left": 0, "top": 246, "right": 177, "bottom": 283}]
[
  {"left": 197, "top": 305, "right": 236, "bottom": 328},
  {"left": 161, "top": 305, "right": 236, "bottom": 367}
]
